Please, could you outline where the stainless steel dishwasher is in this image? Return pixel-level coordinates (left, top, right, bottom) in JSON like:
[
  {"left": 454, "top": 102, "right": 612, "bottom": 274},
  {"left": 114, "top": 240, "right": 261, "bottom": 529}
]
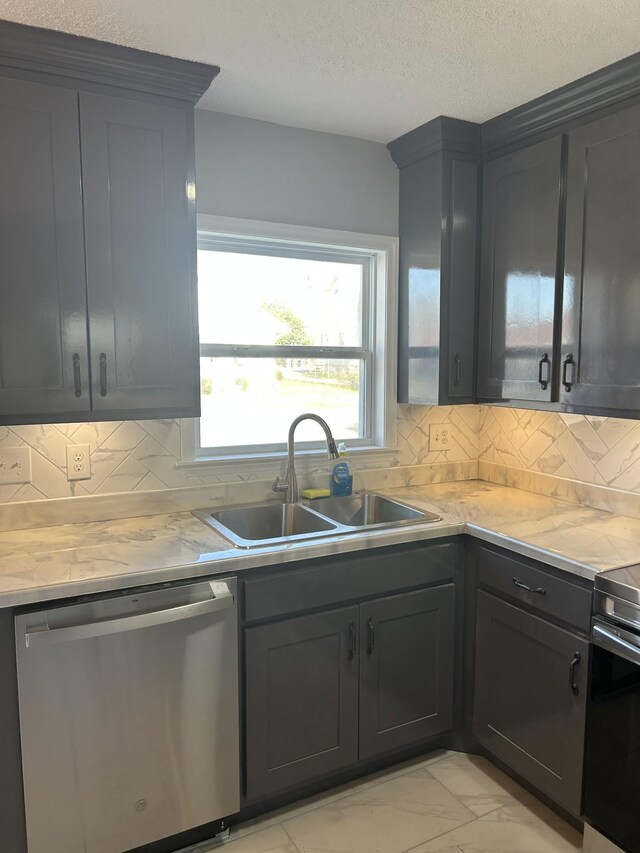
[{"left": 15, "top": 577, "right": 239, "bottom": 853}]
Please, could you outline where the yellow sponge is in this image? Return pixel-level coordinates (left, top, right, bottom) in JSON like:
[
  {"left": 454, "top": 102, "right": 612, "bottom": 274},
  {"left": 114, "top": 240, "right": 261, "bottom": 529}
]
[{"left": 301, "top": 488, "right": 331, "bottom": 499}]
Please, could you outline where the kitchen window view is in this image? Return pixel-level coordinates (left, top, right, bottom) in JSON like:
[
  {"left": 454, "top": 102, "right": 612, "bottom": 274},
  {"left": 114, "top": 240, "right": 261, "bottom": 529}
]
[{"left": 196, "top": 235, "right": 376, "bottom": 455}]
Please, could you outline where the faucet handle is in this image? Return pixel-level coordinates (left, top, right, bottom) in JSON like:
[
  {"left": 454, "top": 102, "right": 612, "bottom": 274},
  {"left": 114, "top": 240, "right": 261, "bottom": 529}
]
[{"left": 273, "top": 476, "right": 288, "bottom": 493}]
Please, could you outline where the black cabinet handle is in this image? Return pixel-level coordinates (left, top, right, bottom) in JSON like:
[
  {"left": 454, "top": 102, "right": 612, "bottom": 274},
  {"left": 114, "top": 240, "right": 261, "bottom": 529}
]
[
  {"left": 538, "top": 353, "right": 551, "bottom": 390},
  {"left": 72, "top": 353, "right": 82, "bottom": 398},
  {"left": 347, "top": 622, "right": 356, "bottom": 660},
  {"left": 99, "top": 352, "right": 108, "bottom": 397},
  {"left": 366, "top": 616, "right": 375, "bottom": 655},
  {"left": 453, "top": 352, "right": 462, "bottom": 386},
  {"left": 562, "top": 353, "right": 575, "bottom": 392},
  {"left": 569, "top": 652, "right": 581, "bottom": 695},
  {"left": 512, "top": 577, "right": 546, "bottom": 596}
]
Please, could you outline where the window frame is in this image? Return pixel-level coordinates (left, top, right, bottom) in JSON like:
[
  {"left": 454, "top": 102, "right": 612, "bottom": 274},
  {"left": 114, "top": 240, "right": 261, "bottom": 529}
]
[{"left": 180, "top": 215, "right": 398, "bottom": 472}]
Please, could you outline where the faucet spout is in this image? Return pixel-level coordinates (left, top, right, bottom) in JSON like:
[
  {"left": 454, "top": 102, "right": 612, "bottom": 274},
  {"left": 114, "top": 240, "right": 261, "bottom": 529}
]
[{"left": 273, "top": 413, "right": 340, "bottom": 504}]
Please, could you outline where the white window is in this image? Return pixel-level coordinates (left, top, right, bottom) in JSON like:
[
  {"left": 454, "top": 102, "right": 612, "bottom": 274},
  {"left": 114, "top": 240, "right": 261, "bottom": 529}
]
[{"left": 182, "top": 216, "right": 397, "bottom": 469}]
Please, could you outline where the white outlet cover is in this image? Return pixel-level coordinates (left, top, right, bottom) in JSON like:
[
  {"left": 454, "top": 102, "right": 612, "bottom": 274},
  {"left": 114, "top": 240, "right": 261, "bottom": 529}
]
[
  {"left": 66, "top": 444, "right": 91, "bottom": 481},
  {"left": 429, "top": 424, "right": 456, "bottom": 452},
  {"left": 0, "top": 446, "right": 32, "bottom": 485}
]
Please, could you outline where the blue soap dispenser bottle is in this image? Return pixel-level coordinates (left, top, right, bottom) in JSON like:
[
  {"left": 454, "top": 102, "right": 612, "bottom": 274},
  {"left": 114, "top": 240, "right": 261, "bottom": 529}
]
[{"left": 331, "top": 443, "right": 353, "bottom": 496}]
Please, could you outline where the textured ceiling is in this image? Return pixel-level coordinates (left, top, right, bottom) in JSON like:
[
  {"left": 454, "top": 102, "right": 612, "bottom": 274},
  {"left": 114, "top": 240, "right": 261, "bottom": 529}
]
[{"left": 1, "top": 0, "right": 639, "bottom": 142}]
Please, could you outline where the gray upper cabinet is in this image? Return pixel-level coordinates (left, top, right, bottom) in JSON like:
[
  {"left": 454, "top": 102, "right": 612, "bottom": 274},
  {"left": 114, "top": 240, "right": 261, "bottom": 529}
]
[
  {"left": 388, "top": 118, "right": 480, "bottom": 405},
  {"left": 561, "top": 104, "right": 640, "bottom": 413},
  {"left": 0, "top": 77, "right": 90, "bottom": 419},
  {"left": 80, "top": 93, "right": 199, "bottom": 415},
  {"left": 0, "top": 21, "right": 217, "bottom": 425},
  {"left": 477, "top": 137, "right": 564, "bottom": 403}
]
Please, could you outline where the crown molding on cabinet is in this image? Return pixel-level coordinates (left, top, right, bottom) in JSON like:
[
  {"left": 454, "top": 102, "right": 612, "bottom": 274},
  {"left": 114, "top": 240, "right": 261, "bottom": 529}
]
[
  {"left": 387, "top": 116, "right": 482, "bottom": 168},
  {"left": 0, "top": 19, "right": 219, "bottom": 104},
  {"left": 389, "top": 50, "right": 640, "bottom": 163},
  {"left": 482, "top": 50, "right": 640, "bottom": 153}
]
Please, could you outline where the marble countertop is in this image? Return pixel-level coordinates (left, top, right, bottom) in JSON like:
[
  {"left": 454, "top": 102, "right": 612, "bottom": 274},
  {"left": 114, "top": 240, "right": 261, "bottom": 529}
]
[{"left": 2, "top": 479, "right": 640, "bottom": 608}]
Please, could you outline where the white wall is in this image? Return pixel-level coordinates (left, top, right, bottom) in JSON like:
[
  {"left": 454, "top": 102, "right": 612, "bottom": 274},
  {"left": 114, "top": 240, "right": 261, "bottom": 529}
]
[{"left": 194, "top": 110, "right": 399, "bottom": 236}]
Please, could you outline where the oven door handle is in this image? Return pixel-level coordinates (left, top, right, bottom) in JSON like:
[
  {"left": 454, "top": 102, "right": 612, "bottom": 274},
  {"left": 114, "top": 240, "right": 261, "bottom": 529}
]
[{"left": 592, "top": 622, "right": 640, "bottom": 667}]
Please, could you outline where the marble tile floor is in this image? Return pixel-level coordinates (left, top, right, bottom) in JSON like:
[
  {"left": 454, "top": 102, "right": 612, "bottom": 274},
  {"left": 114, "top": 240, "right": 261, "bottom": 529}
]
[{"left": 210, "top": 750, "right": 583, "bottom": 853}]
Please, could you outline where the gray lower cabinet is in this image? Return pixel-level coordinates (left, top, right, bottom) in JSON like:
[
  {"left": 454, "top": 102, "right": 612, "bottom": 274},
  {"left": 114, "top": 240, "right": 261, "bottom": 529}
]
[
  {"left": 244, "top": 605, "right": 359, "bottom": 801},
  {"left": 245, "top": 583, "right": 456, "bottom": 800},
  {"left": 473, "top": 590, "right": 588, "bottom": 816},
  {"left": 359, "top": 585, "right": 455, "bottom": 760},
  {"left": 0, "top": 608, "right": 27, "bottom": 852},
  {"left": 0, "top": 76, "right": 90, "bottom": 419},
  {"left": 561, "top": 103, "right": 640, "bottom": 414}
]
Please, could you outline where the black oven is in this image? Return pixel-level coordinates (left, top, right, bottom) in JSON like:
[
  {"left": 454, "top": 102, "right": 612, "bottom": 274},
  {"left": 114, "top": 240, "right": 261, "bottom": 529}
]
[{"left": 585, "top": 567, "right": 640, "bottom": 853}]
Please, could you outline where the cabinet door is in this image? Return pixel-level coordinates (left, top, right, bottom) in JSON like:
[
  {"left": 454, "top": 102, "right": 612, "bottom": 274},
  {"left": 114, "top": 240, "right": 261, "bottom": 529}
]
[
  {"left": 446, "top": 157, "right": 479, "bottom": 401},
  {"left": 477, "top": 137, "right": 563, "bottom": 402},
  {"left": 561, "top": 105, "right": 640, "bottom": 412},
  {"left": 0, "top": 77, "right": 89, "bottom": 421},
  {"left": 245, "top": 606, "right": 359, "bottom": 800},
  {"left": 473, "top": 591, "right": 588, "bottom": 815},
  {"left": 79, "top": 93, "right": 199, "bottom": 417},
  {"left": 359, "top": 584, "right": 455, "bottom": 760}
]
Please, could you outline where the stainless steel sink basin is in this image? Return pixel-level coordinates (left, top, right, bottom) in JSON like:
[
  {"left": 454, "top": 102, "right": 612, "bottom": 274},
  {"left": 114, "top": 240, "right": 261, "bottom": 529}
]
[
  {"left": 193, "top": 501, "right": 338, "bottom": 549},
  {"left": 302, "top": 493, "right": 440, "bottom": 528},
  {"left": 194, "top": 492, "right": 441, "bottom": 549}
]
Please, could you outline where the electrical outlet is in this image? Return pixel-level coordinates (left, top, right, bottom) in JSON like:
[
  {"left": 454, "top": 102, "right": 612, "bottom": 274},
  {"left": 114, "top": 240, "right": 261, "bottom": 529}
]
[
  {"left": 429, "top": 424, "right": 455, "bottom": 452},
  {"left": 0, "top": 447, "right": 31, "bottom": 485},
  {"left": 66, "top": 444, "right": 91, "bottom": 481}
]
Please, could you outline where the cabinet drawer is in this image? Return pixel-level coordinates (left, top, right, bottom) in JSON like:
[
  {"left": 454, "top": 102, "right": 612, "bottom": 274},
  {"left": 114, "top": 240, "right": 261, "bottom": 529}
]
[
  {"left": 243, "top": 541, "right": 458, "bottom": 624},
  {"left": 477, "top": 546, "right": 591, "bottom": 632}
]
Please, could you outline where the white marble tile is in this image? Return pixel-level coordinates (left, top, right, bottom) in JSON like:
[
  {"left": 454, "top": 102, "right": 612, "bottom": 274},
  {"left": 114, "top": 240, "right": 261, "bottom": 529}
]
[
  {"left": 583, "top": 824, "right": 624, "bottom": 852},
  {"left": 70, "top": 420, "right": 121, "bottom": 453},
  {"left": 29, "top": 448, "right": 74, "bottom": 498},
  {"left": 222, "top": 825, "right": 298, "bottom": 853},
  {"left": 596, "top": 422, "right": 640, "bottom": 483},
  {"left": 282, "top": 770, "right": 475, "bottom": 853},
  {"left": 135, "top": 419, "right": 181, "bottom": 457},
  {"left": 94, "top": 456, "right": 150, "bottom": 494},
  {"left": 10, "top": 423, "right": 69, "bottom": 468},
  {"left": 133, "top": 434, "right": 192, "bottom": 488},
  {"left": 411, "top": 793, "right": 582, "bottom": 853},
  {"left": 426, "top": 752, "right": 528, "bottom": 817}
]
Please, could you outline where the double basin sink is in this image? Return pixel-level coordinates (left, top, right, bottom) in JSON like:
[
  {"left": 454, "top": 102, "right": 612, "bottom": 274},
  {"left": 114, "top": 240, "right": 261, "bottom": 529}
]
[{"left": 194, "top": 492, "right": 442, "bottom": 549}]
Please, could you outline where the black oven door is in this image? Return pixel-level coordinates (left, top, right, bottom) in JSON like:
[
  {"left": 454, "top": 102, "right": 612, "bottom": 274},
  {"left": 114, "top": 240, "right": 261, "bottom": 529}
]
[{"left": 585, "top": 619, "right": 640, "bottom": 853}]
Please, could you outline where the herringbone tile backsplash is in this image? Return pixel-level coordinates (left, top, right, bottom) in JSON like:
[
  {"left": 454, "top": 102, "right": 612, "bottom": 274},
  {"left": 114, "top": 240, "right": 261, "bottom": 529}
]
[
  {"left": 0, "top": 406, "right": 478, "bottom": 504},
  {"left": 479, "top": 407, "right": 640, "bottom": 491},
  {"left": 2, "top": 405, "right": 640, "bottom": 503}
]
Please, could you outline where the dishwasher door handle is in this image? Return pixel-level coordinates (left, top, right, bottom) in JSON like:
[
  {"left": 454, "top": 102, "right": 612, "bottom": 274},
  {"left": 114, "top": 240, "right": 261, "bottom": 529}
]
[{"left": 24, "top": 582, "right": 235, "bottom": 648}]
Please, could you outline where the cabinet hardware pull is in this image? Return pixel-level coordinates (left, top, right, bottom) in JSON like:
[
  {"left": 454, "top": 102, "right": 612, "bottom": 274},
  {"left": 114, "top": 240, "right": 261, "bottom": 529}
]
[
  {"left": 72, "top": 353, "right": 82, "bottom": 398},
  {"left": 538, "top": 353, "right": 551, "bottom": 390},
  {"left": 347, "top": 622, "right": 356, "bottom": 660},
  {"left": 366, "top": 616, "right": 375, "bottom": 655},
  {"left": 453, "top": 352, "right": 462, "bottom": 386},
  {"left": 99, "top": 353, "right": 108, "bottom": 397},
  {"left": 569, "top": 652, "right": 581, "bottom": 695},
  {"left": 562, "top": 353, "right": 575, "bottom": 392},
  {"left": 512, "top": 577, "right": 546, "bottom": 595}
]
